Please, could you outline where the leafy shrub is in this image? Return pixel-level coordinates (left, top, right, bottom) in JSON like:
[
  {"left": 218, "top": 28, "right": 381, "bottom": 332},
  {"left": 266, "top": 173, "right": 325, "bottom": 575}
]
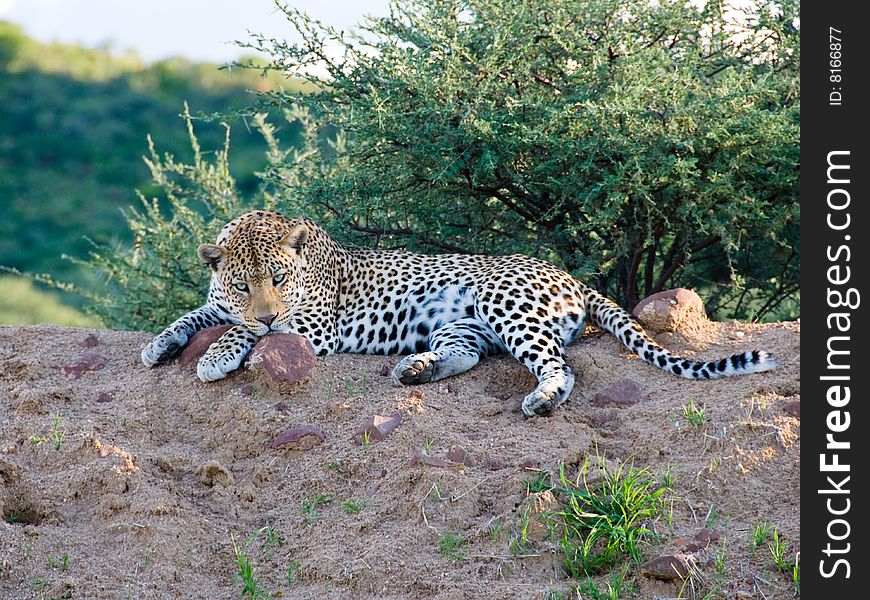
[
  {"left": 245, "top": 0, "right": 799, "bottom": 321},
  {"left": 66, "top": 107, "right": 276, "bottom": 332}
]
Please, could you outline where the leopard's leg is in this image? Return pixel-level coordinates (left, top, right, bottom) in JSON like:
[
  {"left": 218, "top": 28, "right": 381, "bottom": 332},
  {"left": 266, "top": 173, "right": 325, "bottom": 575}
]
[
  {"left": 196, "top": 325, "right": 261, "bottom": 382},
  {"left": 141, "top": 305, "right": 234, "bottom": 367},
  {"left": 497, "top": 327, "right": 575, "bottom": 416},
  {"left": 391, "top": 318, "right": 503, "bottom": 385}
]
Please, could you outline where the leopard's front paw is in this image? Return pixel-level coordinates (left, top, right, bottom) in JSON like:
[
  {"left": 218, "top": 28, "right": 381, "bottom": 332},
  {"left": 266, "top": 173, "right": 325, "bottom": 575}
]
[
  {"left": 196, "top": 345, "right": 246, "bottom": 382},
  {"left": 141, "top": 331, "right": 186, "bottom": 367},
  {"left": 391, "top": 352, "right": 437, "bottom": 385}
]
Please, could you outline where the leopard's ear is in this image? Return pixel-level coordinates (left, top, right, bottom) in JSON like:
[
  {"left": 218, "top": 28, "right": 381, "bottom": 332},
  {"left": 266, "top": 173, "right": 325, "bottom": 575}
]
[
  {"left": 197, "top": 244, "right": 226, "bottom": 270},
  {"left": 280, "top": 224, "right": 309, "bottom": 251}
]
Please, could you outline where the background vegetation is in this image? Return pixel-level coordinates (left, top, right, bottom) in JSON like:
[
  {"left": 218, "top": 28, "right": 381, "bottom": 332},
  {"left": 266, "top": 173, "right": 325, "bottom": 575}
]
[
  {"left": 0, "top": 20, "right": 305, "bottom": 325},
  {"left": 1, "top": 0, "right": 799, "bottom": 330}
]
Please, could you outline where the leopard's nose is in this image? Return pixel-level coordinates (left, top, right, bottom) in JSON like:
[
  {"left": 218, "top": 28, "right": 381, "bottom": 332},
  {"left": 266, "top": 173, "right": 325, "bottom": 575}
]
[{"left": 255, "top": 313, "right": 276, "bottom": 327}]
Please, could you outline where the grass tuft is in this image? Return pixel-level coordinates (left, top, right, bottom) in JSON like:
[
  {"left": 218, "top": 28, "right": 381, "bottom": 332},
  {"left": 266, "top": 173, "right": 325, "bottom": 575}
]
[{"left": 552, "top": 459, "right": 666, "bottom": 577}]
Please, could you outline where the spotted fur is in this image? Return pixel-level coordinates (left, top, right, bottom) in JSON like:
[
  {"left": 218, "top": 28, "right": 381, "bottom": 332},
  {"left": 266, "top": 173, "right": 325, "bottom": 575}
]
[{"left": 141, "top": 211, "right": 778, "bottom": 416}]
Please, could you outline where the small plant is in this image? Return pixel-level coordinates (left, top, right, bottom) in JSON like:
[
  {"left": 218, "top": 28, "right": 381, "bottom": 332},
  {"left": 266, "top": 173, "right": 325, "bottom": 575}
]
[
  {"left": 552, "top": 459, "right": 666, "bottom": 577},
  {"left": 683, "top": 398, "right": 707, "bottom": 426},
  {"left": 325, "top": 460, "right": 340, "bottom": 470},
  {"left": 714, "top": 538, "right": 728, "bottom": 576},
  {"left": 438, "top": 532, "right": 467, "bottom": 562},
  {"left": 486, "top": 517, "right": 503, "bottom": 542},
  {"left": 342, "top": 500, "right": 363, "bottom": 515},
  {"left": 705, "top": 506, "right": 719, "bottom": 528},
  {"left": 361, "top": 430, "right": 372, "bottom": 452},
  {"left": 231, "top": 534, "right": 269, "bottom": 599},
  {"left": 525, "top": 471, "right": 552, "bottom": 494},
  {"left": 300, "top": 493, "right": 332, "bottom": 524},
  {"left": 708, "top": 456, "right": 722, "bottom": 474},
  {"left": 48, "top": 553, "right": 70, "bottom": 572},
  {"left": 287, "top": 560, "right": 301, "bottom": 587},
  {"left": 659, "top": 466, "right": 676, "bottom": 490},
  {"left": 509, "top": 504, "right": 533, "bottom": 555},
  {"left": 29, "top": 414, "right": 66, "bottom": 450},
  {"left": 768, "top": 528, "right": 792, "bottom": 573},
  {"left": 422, "top": 438, "right": 436, "bottom": 454},
  {"left": 579, "top": 565, "right": 631, "bottom": 600},
  {"left": 751, "top": 520, "right": 772, "bottom": 551}
]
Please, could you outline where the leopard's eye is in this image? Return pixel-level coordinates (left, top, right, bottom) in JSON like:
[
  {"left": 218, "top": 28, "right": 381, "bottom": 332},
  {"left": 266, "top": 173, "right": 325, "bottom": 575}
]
[
  {"left": 272, "top": 273, "right": 286, "bottom": 286},
  {"left": 233, "top": 282, "right": 250, "bottom": 294}
]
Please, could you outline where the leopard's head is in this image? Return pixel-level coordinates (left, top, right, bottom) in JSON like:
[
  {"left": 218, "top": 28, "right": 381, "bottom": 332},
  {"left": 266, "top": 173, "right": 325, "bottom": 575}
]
[{"left": 198, "top": 215, "right": 310, "bottom": 336}]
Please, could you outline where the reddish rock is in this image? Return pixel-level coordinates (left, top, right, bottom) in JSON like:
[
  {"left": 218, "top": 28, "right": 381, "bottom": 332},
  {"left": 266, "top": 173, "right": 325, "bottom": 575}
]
[
  {"left": 591, "top": 379, "right": 651, "bottom": 408},
  {"left": 632, "top": 288, "right": 707, "bottom": 334},
  {"left": 269, "top": 425, "right": 325, "bottom": 450},
  {"left": 488, "top": 457, "right": 509, "bottom": 471},
  {"left": 407, "top": 450, "right": 452, "bottom": 468},
  {"left": 694, "top": 527, "right": 721, "bottom": 547},
  {"left": 641, "top": 553, "right": 693, "bottom": 581},
  {"left": 245, "top": 333, "right": 316, "bottom": 388},
  {"left": 447, "top": 446, "right": 476, "bottom": 467},
  {"left": 588, "top": 409, "right": 619, "bottom": 426},
  {"left": 354, "top": 412, "right": 403, "bottom": 442},
  {"left": 62, "top": 351, "right": 107, "bottom": 380},
  {"left": 79, "top": 333, "right": 99, "bottom": 348},
  {"left": 783, "top": 400, "right": 800, "bottom": 417},
  {"left": 178, "top": 325, "right": 234, "bottom": 367}
]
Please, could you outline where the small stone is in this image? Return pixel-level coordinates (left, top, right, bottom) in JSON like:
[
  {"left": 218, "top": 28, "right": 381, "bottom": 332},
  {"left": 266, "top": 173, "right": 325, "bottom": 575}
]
[
  {"left": 178, "top": 325, "right": 234, "bottom": 367},
  {"left": 353, "top": 412, "right": 403, "bottom": 442},
  {"left": 79, "top": 333, "right": 99, "bottom": 348},
  {"left": 378, "top": 364, "right": 391, "bottom": 377},
  {"left": 488, "top": 457, "right": 508, "bottom": 471},
  {"left": 783, "top": 400, "right": 800, "bottom": 417},
  {"left": 407, "top": 449, "right": 452, "bottom": 468},
  {"left": 587, "top": 409, "right": 618, "bottom": 426},
  {"left": 633, "top": 288, "right": 707, "bottom": 334},
  {"left": 62, "top": 351, "right": 107, "bottom": 380},
  {"left": 245, "top": 333, "right": 316, "bottom": 388},
  {"left": 237, "top": 384, "right": 255, "bottom": 397},
  {"left": 591, "top": 379, "right": 651, "bottom": 408},
  {"left": 446, "top": 446, "right": 476, "bottom": 467},
  {"left": 269, "top": 425, "right": 325, "bottom": 450},
  {"left": 694, "top": 527, "right": 721, "bottom": 547},
  {"left": 520, "top": 458, "right": 541, "bottom": 470},
  {"left": 274, "top": 401, "right": 291, "bottom": 413},
  {"left": 95, "top": 392, "right": 114, "bottom": 403},
  {"left": 641, "top": 553, "right": 693, "bottom": 581}
]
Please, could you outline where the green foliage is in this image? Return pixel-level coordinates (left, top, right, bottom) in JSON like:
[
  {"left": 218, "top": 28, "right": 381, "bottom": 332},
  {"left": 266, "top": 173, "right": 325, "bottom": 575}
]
[
  {"left": 552, "top": 459, "right": 666, "bottom": 577},
  {"left": 437, "top": 532, "right": 467, "bottom": 562},
  {"left": 247, "top": 0, "right": 799, "bottom": 321},
  {"left": 0, "top": 22, "right": 296, "bottom": 305},
  {"left": 62, "top": 108, "right": 276, "bottom": 331},
  {"left": 0, "top": 275, "right": 98, "bottom": 327}
]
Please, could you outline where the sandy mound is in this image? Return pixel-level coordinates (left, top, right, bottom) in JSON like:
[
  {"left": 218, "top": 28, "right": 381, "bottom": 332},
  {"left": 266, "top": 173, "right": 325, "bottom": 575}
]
[{"left": 0, "top": 320, "right": 799, "bottom": 599}]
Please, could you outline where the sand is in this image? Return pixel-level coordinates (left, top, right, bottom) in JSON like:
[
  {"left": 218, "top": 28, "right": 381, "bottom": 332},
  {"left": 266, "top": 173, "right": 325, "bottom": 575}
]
[{"left": 0, "top": 318, "right": 800, "bottom": 599}]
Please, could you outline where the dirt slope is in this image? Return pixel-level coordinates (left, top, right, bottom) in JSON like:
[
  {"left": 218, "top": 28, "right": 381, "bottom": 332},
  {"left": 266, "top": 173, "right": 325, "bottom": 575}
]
[{"left": 0, "top": 320, "right": 800, "bottom": 599}]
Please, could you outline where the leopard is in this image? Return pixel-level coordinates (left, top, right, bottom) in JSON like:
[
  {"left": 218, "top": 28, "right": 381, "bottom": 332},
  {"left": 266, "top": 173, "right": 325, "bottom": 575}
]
[{"left": 141, "top": 210, "right": 778, "bottom": 416}]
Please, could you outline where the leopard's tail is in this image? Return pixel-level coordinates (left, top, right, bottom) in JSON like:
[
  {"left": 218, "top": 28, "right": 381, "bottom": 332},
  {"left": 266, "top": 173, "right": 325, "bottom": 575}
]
[{"left": 581, "top": 286, "right": 778, "bottom": 379}]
